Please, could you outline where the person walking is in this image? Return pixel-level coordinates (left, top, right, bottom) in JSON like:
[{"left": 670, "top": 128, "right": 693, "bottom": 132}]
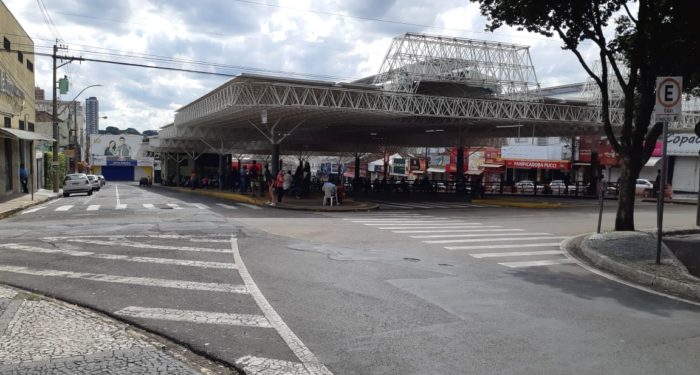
[
  {"left": 275, "top": 170, "right": 286, "bottom": 204},
  {"left": 19, "top": 164, "right": 29, "bottom": 193}
]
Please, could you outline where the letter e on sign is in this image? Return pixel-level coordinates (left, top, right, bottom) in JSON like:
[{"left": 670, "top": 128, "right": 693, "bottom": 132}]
[{"left": 655, "top": 76, "right": 683, "bottom": 122}]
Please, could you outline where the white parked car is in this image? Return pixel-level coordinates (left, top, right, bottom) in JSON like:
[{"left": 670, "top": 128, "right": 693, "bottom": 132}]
[
  {"left": 97, "top": 175, "right": 106, "bottom": 186},
  {"left": 549, "top": 180, "right": 577, "bottom": 194},
  {"left": 87, "top": 174, "right": 101, "bottom": 192},
  {"left": 63, "top": 174, "right": 92, "bottom": 197},
  {"left": 515, "top": 180, "right": 535, "bottom": 193},
  {"left": 635, "top": 179, "right": 653, "bottom": 195}
]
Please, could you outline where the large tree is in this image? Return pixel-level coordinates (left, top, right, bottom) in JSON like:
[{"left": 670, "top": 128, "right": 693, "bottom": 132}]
[{"left": 472, "top": 0, "right": 700, "bottom": 230}]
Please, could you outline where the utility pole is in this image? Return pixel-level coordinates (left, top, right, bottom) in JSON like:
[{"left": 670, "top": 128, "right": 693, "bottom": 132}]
[{"left": 51, "top": 44, "right": 59, "bottom": 192}]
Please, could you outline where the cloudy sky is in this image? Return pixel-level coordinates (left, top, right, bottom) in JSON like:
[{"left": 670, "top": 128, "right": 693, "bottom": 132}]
[{"left": 5, "top": 0, "right": 601, "bottom": 132}]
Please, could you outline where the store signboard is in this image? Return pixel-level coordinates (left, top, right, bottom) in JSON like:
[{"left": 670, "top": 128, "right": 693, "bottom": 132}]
[
  {"left": 666, "top": 133, "right": 700, "bottom": 156},
  {"left": 392, "top": 158, "right": 406, "bottom": 175},
  {"left": 504, "top": 159, "right": 571, "bottom": 170},
  {"left": 90, "top": 134, "right": 153, "bottom": 167},
  {"left": 501, "top": 145, "right": 563, "bottom": 160}
]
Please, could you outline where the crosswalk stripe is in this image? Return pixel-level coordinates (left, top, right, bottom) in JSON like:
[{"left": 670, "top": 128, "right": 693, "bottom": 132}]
[
  {"left": 363, "top": 221, "right": 469, "bottom": 226},
  {"left": 86, "top": 205, "right": 100, "bottom": 211},
  {"left": 21, "top": 206, "right": 48, "bottom": 214},
  {"left": 64, "top": 238, "right": 231, "bottom": 253},
  {"left": 0, "top": 243, "right": 236, "bottom": 269},
  {"left": 237, "top": 203, "right": 262, "bottom": 210},
  {"left": 236, "top": 356, "right": 309, "bottom": 374},
  {"left": 378, "top": 225, "right": 500, "bottom": 230},
  {"left": 115, "top": 306, "right": 271, "bottom": 328},
  {"left": 0, "top": 265, "right": 248, "bottom": 293},
  {"left": 498, "top": 259, "right": 576, "bottom": 268},
  {"left": 216, "top": 203, "right": 238, "bottom": 209},
  {"left": 470, "top": 250, "right": 563, "bottom": 258},
  {"left": 143, "top": 203, "right": 154, "bottom": 209},
  {"left": 393, "top": 228, "right": 520, "bottom": 234},
  {"left": 425, "top": 236, "right": 567, "bottom": 244},
  {"left": 166, "top": 203, "right": 182, "bottom": 209},
  {"left": 190, "top": 203, "right": 209, "bottom": 209},
  {"left": 55, "top": 205, "right": 73, "bottom": 211},
  {"left": 411, "top": 232, "right": 551, "bottom": 239},
  {"left": 116, "top": 204, "right": 127, "bottom": 210},
  {"left": 351, "top": 218, "right": 453, "bottom": 223},
  {"left": 445, "top": 242, "right": 562, "bottom": 250},
  {"left": 342, "top": 216, "right": 432, "bottom": 220}
]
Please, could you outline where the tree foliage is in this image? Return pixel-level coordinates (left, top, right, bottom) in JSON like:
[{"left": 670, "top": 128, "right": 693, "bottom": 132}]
[
  {"left": 472, "top": 0, "right": 700, "bottom": 230},
  {"left": 104, "top": 126, "right": 121, "bottom": 135}
]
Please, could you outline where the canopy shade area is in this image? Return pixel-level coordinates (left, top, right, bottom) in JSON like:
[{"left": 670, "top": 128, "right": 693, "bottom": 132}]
[{"left": 0, "top": 127, "right": 54, "bottom": 142}]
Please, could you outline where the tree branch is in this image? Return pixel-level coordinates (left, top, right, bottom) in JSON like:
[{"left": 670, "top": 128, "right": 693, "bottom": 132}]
[
  {"left": 623, "top": 3, "right": 638, "bottom": 24},
  {"left": 641, "top": 122, "right": 663, "bottom": 163}
]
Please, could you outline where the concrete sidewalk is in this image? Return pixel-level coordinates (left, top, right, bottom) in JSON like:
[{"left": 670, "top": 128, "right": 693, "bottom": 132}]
[
  {"left": 0, "top": 284, "right": 236, "bottom": 374},
  {"left": 0, "top": 190, "right": 61, "bottom": 220},
  {"left": 156, "top": 186, "right": 379, "bottom": 212}
]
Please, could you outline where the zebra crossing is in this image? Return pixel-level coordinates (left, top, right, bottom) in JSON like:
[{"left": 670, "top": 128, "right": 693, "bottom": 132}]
[
  {"left": 366, "top": 199, "right": 491, "bottom": 210},
  {"left": 342, "top": 212, "right": 574, "bottom": 269},
  {"left": 0, "top": 235, "right": 330, "bottom": 375},
  {"left": 20, "top": 201, "right": 263, "bottom": 214}
]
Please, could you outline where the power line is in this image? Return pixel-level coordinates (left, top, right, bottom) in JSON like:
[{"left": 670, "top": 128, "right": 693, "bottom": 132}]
[{"left": 36, "top": 0, "right": 63, "bottom": 42}]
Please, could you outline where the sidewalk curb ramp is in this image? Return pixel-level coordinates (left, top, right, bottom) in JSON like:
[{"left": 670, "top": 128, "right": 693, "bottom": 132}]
[
  {"left": 563, "top": 232, "right": 700, "bottom": 302},
  {"left": 0, "top": 194, "right": 60, "bottom": 220}
]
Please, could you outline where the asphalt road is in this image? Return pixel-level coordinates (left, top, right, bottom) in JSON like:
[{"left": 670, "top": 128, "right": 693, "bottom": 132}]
[{"left": 1, "top": 182, "right": 699, "bottom": 375}]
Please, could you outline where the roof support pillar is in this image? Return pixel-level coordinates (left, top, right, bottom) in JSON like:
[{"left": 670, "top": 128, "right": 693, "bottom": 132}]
[{"left": 271, "top": 143, "right": 280, "bottom": 177}]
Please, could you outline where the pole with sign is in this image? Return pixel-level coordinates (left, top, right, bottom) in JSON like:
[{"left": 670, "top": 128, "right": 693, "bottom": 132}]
[
  {"left": 695, "top": 121, "right": 700, "bottom": 227},
  {"left": 654, "top": 76, "right": 683, "bottom": 264}
]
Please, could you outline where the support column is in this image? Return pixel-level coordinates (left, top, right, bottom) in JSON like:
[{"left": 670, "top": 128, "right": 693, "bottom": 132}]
[
  {"left": 354, "top": 155, "right": 360, "bottom": 180},
  {"left": 456, "top": 145, "right": 465, "bottom": 193},
  {"left": 175, "top": 153, "right": 181, "bottom": 187},
  {"left": 271, "top": 143, "right": 280, "bottom": 176}
]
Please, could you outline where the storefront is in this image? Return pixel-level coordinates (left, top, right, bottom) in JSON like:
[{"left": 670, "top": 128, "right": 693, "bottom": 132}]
[
  {"left": 501, "top": 144, "right": 570, "bottom": 183},
  {"left": 667, "top": 133, "right": 700, "bottom": 193}
]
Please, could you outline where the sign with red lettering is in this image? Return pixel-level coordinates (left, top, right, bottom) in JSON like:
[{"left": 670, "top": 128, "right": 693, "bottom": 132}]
[{"left": 504, "top": 159, "right": 571, "bottom": 170}]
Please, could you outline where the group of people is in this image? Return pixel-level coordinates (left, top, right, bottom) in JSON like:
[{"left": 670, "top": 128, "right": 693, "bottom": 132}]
[{"left": 233, "top": 161, "right": 314, "bottom": 205}]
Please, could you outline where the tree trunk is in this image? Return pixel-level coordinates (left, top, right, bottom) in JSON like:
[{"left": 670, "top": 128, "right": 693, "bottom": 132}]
[{"left": 614, "top": 159, "right": 641, "bottom": 231}]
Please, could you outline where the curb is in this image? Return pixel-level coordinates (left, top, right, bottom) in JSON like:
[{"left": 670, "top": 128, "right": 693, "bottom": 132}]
[
  {"left": 641, "top": 198, "right": 697, "bottom": 205},
  {"left": 272, "top": 201, "right": 379, "bottom": 212},
  {"left": 155, "top": 186, "right": 263, "bottom": 205},
  {"left": 0, "top": 194, "right": 59, "bottom": 220},
  {"left": 472, "top": 199, "right": 562, "bottom": 209},
  {"left": 566, "top": 232, "right": 700, "bottom": 302}
]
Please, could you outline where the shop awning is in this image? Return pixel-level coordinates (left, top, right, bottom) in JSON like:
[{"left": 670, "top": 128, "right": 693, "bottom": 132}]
[
  {"left": 645, "top": 157, "right": 661, "bottom": 167},
  {"left": 481, "top": 163, "right": 505, "bottom": 168},
  {"left": 427, "top": 167, "right": 445, "bottom": 173},
  {"left": 573, "top": 162, "right": 591, "bottom": 166},
  {"left": 0, "top": 128, "right": 54, "bottom": 142}
]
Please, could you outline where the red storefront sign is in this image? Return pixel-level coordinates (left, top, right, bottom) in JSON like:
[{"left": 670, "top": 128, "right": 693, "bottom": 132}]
[{"left": 504, "top": 160, "right": 571, "bottom": 170}]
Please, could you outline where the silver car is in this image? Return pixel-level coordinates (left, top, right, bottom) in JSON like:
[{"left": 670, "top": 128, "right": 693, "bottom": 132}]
[
  {"left": 63, "top": 173, "right": 92, "bottom": 197},
  {"left": 87, "top": 174, "right": 101, "bottom": 192}
]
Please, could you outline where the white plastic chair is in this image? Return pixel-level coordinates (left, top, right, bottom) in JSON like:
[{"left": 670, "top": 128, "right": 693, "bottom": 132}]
[{"left": 323, "top": 190, "right": 337, "bottom": 206}]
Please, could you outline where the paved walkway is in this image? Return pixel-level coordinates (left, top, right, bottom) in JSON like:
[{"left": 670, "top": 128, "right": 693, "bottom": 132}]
[
  {"left": 0, "top": 190, "right": 61, "bottom": 219},
  {"left": 0, "top": 285, "right": 234, "bottom": 374}
]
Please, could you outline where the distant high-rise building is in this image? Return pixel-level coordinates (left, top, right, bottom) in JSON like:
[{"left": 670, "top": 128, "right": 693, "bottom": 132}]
[
  {"left": 85, "top": 97, "right": 99, "bottom": 135},
  {"left": 35, "top": 87, "right": 45, "bottom": 100}
]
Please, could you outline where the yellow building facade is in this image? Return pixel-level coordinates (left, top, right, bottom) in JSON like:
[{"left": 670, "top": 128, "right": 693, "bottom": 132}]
[{"left": 1, "top": 1, "right": 40, "bottom": 195}]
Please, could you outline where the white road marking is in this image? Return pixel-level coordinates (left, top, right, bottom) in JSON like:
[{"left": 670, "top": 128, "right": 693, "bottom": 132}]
[
  {"left": 350, "top": 218, "right": 453, "bottom": 223},
  {"left": 425, "top": 236, "right": 567, "bottom": 244},
  {"left": 363, "top": 221, "right": 469, "bottom": 226},
  {"left": 0, "top": 243, "right": 236, "bottom": 269},
  {"left": 189, "top": 203, "right": 209, "bottom": 209},
  {"left": 393, "top": 229, "right": 522, "bottom": 234},
  {"left": 0, "top": 265, "right": 248, "bottom": 293},
  {"left": 216, "top": 203, "right": 238, "bottom": 210},
  {"left": 378, "top": 225, "right": 500, "bottom": 230},
  {"left": 498, "top": 259, "right": 576, "bottom": 268},
  {"left": 55, "top": 205, "right": 73, "bottom": 211},
  {"left": 342, "top": 216, "right": 433, "bottom": 220},
  {"left": 236, "top": 356, "right": 310, "bottom": 375},
  {"left": 470, "top": 250, "right": 563, "bottom": 258},
  {"left": 64, "top": 238, "right": 230, "bottom": 253},
  {"left": 42, "top": 234, "right": 231, "bottom": 240},
  {"left": 166, "top": 203, "right": 183, "bottom": 210},
  {"left": 230, "top": 237, "right": 332, "bottom": 375},
  {"left": 445, "top": 242, "right": 563, "bottom": 250},
  {"left": 143, "top": 203, "right": 155, "bottom": 209},
  {"left": 237, "top": 203, "right": 262, "bottom": 210},
  {"left": 115, "top": 306, "right": 270, "bottom": 328},
  {"left": 86, "top": 205, "right": 100, "bottom": 211},
  {"left": 21, "top": 206, "right": 47, "bottom": 214},
  {"left": 188, "top": 238, "right": 231, "bottom": 243},
  {"left": 115, "top": 185, "right": 122, "bottom": 209},
  {"left": 411, "top": 232, "right": 551, "bottom": 239}
]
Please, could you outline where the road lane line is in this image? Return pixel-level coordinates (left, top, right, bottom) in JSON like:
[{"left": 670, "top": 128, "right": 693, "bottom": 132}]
[
  {"left": 188, "top": 238, "right": 231, "bottom": 243},
  {"left": 363, "top": 221, "right": 469, "bottom": 226},
  {"left": 236, "top": 356, "right": 309, "bottom": 375},
  {"left": 143, "top": 203, "right": 154, "bottom": 209},
  {"left": 237, "top": 203, "right": 263, "bottom": 210},
  {"left": 189, "top": 203, "right": 209, "bottom": 209},
  {"left": 0, "top": 265, "right": 248, "bottom": 293},
  {"left": 115, "top": 306, "right": 271, "bottom": 328},
  {"left": 216, "top": 203, "right": 238, "bottom": 209},
  {"left": 393, "top": 229, "right": 522, "bottom": 234},
  {"left": 55, "top": 205, "right": 73, "bottom": 211},
  {"left": 412, "top": 232, "right": 551, "bottom": 239},
  {"left": 445, "top": 243, "right": 563, "bottom": 250},
  {"left": 378, "top": 225, "right": 499, "bottom": 230},
  {"left": 471, "top": 250, "right": 563, "bottom": 258},
  {"left": 425, "top": 236, "right": 567, "bottom": 244},
  {"left": 230, "top": 237, "right": 332, "bottom": 375},
  {"left": 342, "top": 216, "right": 433, "bottom": 220},
  {"left": 166, "top": 203, "right": 183, "bottom": 209},
  {"left": 64, "top": 238, "right": 230, "bottom": 253},
  {"left": 41, "top": 234, "right": 231, "bottom": 240},
  {"left": 0, "top": 243, "right": 235, "bottom": 269},
  {"left": 498, "top": 259, "right": 576, "bottom": 268},
  {"left": 115, "top": 185, "right": 124, "bottom": 209},
  {"left": 350, "top": 218, "right": 454, "bottom": 222},
  {"left": 21, "top": 206, "right": 47, "bottom": 214},
  {"left": 86, "top": 205, "right": 100, "bottom": 211}
]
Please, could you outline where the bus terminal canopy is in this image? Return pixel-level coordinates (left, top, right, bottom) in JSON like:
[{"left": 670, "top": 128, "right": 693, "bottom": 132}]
[{"left": 159, "top": 33, "right": 699, "bottom": 154}]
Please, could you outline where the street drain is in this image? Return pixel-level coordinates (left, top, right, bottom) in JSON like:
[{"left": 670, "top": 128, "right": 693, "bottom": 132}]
[
  {"left": 403, "top": 257, "right": 420, "bottom": 262},
  {"left": 438, "top": 263, "right": 454, "bottom": 267}
]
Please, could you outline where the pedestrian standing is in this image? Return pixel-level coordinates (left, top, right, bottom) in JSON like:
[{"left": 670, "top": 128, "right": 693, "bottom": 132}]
[
  {"left": 19, "top": 164, "right": 29, "bottom": 193},
  {"left": 283, "top": 170, "right": 292, "bottom": 200},
  {"left": 240, "top": 166, "right": 248, "bottom": 194},
  {"left": 275, "top": 170, "right": 286, "bottom": 203},
  {"left": 302, "top": 162, "right": 311, "bottom": 197}
]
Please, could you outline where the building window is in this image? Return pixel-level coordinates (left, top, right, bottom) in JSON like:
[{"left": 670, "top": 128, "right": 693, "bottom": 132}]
[
  {"left": 28, "top": 122, "right": 34, "bottom": 132},
  {"left": 26, "top": 60, "right": 33, "bottom": 72},
  {"left": 3, "top": 37, "right": 10, "bottom": 51},
  {"left": 17, "top": 51, "right": 23, "bottom": 63},
  {"left": 18, "top": 120, "right": 25, "bottom": 130},
  {"left": 3, "top": 117, "right": 10, "bottom": 128}
]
